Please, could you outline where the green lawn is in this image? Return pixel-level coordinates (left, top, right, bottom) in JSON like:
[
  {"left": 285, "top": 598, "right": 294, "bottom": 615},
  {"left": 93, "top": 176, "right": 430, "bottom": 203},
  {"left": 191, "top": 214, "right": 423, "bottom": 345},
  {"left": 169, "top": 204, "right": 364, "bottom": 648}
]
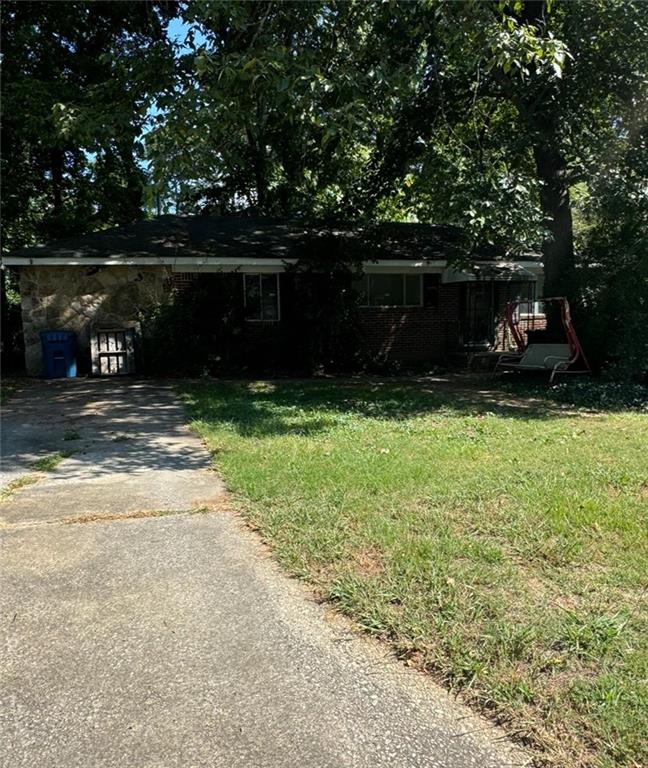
[{"left": 181, "top": 376, "right": 647, "bottom": 768}]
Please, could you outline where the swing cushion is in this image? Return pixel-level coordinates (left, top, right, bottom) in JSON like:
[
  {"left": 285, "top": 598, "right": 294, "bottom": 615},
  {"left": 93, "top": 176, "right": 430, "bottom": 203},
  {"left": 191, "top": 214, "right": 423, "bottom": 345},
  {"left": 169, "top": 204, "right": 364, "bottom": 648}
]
[{"left": 501, "top": 343, "right": 572, "bottom": 370}]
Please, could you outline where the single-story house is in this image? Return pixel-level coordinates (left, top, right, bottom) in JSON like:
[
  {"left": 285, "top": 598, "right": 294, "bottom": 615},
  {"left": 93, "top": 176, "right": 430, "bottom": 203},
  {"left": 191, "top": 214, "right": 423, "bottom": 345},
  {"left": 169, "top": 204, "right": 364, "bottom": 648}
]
[{"left": 2, "top": 216, "right": 543, "bottom": 375}]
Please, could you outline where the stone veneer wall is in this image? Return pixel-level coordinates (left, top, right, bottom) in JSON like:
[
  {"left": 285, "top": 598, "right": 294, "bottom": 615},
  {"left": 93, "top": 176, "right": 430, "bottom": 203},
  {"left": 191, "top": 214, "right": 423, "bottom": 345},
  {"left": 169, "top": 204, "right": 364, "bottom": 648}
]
[{"left": 20, "top": 265, "right": 171, "bottom": 375}]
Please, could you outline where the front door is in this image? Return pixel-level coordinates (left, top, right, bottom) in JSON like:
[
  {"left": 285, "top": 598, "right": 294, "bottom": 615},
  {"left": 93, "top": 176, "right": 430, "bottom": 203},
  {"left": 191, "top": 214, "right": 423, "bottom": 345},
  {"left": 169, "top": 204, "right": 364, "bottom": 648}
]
[{"left": 461, "top": 282, "right": 496, "bottom": 349}]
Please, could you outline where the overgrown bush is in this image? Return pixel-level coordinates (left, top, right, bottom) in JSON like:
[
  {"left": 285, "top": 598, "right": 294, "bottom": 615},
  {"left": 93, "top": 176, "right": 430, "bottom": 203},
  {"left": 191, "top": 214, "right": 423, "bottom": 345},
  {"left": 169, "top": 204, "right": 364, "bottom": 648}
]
[
  {"left": 0, "top": 268, "right": 24, "bottom": 372},
  {"left": 577, "top": 241, "right": 648, "bottom": 381},
  {"left": 138, "top": 260, "right": 365, "bottom": 377},
  {"left": 285, "top": 232, "right": 365, "bottom": 373},
  {"left": 575, "top": 126, "right": 648, "bottom": 381},
  {"left": 139, "top": 274, "right": 247, "bottom": 376}
]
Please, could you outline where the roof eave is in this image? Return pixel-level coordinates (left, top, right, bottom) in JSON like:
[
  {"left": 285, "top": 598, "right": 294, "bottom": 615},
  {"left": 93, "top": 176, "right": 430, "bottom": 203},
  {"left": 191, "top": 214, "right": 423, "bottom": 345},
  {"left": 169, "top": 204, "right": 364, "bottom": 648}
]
[{"left": 2, "top": 256, "right": 543, "bottom": 273}]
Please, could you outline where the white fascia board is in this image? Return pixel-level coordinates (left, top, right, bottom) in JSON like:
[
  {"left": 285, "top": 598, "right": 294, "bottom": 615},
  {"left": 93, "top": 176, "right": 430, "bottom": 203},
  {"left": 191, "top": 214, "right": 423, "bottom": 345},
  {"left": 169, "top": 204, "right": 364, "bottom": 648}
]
[
  {"left": 1, "top": 256, "right": 299, "bottom": 269},
  {"left": 2, "top": 256, "right": 178, "bottom": 266},
  {"left": 362, "top": 260, "right": 447, "bottom": 273},
  {"left": 183, "top": 259, "right": 452, "bottom": 274},
  {"left": 172, "top": 258, "right": 296, "bottom": 273},
  {"left": 363, "top": 260, "right": 543, "bottom": 274},
  {"left": 3, "top": 255, "right": 543, "bottom": 275}
]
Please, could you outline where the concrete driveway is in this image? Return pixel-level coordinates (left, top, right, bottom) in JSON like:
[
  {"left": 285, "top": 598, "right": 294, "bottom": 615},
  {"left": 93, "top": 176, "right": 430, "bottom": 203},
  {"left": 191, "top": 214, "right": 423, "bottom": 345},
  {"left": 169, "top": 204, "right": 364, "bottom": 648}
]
[
  {"left": 1, "top": 380, "right": 527, "bottom": 768},
  {"left": 0, "top": 379, "right": 224, "bottom": 523}
]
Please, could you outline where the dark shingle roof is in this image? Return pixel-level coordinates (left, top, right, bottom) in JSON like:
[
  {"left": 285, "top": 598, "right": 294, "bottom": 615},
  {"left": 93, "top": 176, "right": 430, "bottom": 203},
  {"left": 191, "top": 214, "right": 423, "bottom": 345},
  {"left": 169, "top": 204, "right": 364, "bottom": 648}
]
[{"left": 8, "top": 215, "right": 538, "bottom": 263}]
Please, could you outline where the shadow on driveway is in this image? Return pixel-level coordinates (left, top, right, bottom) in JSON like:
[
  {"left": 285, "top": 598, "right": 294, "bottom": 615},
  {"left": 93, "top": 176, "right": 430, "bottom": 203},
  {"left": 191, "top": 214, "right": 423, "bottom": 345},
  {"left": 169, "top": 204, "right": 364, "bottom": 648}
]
[{"left": 1, "top": 378, "right": 224, "bottom": 524}]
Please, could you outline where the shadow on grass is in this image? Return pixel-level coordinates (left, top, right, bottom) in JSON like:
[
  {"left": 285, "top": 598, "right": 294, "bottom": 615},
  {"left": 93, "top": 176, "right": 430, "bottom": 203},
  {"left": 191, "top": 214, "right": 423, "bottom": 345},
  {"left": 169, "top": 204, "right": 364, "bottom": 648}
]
[{"left": 181, "top": 374, "right": 644, "bottom": 440}]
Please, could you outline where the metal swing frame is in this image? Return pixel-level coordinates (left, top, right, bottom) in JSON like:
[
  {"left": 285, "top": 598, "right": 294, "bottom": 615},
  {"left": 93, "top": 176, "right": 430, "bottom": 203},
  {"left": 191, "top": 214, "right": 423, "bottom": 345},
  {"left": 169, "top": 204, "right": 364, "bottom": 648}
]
[{"left": 495, "top": 297, "right": 591, "bottom": 383}]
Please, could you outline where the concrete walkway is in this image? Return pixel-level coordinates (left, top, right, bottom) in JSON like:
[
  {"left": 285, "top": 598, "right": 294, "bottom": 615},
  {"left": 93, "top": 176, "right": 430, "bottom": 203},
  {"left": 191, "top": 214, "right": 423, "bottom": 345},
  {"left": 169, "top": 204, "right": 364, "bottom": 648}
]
[{"left": 1, "top": 380, "right": 527, "bottom": 768}]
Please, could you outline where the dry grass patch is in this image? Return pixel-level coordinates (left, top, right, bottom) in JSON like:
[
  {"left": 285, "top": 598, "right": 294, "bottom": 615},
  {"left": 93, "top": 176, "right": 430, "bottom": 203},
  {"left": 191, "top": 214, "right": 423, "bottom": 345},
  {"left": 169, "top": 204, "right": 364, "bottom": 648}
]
[{"left": 63, "top": 507, "right": 213, "bottom": 525}]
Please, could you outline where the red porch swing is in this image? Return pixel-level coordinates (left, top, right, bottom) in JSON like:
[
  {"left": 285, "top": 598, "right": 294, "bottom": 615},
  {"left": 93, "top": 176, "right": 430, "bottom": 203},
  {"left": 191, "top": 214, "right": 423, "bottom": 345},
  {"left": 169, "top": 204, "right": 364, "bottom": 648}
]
[{"left": 495, "top": 297, "right": 591, "bottom": 383}]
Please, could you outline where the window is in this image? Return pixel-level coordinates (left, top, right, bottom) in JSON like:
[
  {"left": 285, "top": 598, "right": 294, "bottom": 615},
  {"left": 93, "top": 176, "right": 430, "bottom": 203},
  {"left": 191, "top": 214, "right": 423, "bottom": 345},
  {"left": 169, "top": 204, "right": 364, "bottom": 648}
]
[
  {"left": 353, "top": 273, "right": 423, "bottom": 307},
  {"left": 244, "top": 274, "right": 280, "bottom": 321},
  {"left": 518, "top": 277, "right": 544, "bottom": 316},
  {"left": 517, "top": 300, "right": 544, "bottom": 317}
]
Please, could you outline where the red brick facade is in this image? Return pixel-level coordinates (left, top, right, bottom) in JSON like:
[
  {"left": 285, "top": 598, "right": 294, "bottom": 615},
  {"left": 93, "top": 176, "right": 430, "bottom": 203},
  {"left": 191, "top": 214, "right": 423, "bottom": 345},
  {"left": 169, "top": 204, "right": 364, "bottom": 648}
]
[
  {"left": 170, "top": 272, "right": 463, "bottom": 365},
  {"left": 358, "top": 285, "right": 461, "bottom": 362},
  {"left": 495, "top": 312, "right": 548, "bottom": 351}
]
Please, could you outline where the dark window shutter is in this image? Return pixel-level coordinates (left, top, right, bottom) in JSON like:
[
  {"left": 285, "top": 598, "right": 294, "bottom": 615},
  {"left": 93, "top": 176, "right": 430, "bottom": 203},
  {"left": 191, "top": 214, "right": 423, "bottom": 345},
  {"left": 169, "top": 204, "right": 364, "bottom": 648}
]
[{"left": 423, "top": 274, "right": 440, "bottom": 308}]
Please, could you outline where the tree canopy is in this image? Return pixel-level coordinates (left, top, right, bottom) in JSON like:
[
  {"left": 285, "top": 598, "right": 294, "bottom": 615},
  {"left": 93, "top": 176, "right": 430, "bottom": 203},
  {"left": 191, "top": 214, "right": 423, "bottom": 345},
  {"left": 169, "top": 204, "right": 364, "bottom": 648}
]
[{"left": 0, "top": 0, "right": 175, "bottom": 251}]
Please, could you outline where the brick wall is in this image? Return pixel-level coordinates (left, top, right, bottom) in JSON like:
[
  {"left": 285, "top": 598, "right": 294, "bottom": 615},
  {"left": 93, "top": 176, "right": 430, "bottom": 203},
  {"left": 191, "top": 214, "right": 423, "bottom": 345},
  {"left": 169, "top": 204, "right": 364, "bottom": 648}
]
[
  {"left": 495, "top": 313, "right": 548, "bottom": 351},
  {"left": 358, "top": 285, "right": 461, "bottom": 363},
  {"left": 172, "top": 271, "right": 463, "bottom": 365}
]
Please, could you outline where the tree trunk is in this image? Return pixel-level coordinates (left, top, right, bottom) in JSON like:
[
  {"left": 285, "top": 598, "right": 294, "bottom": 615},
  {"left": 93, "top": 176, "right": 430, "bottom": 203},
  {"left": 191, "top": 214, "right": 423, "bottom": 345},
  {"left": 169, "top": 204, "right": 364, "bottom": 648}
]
[
  {"left": 0, "top": 268, "right": 7, "bottom": 351},
  {"left": 117, "top": 140, "right": 144, "bottom": 222},
  {"left": 516, "top": 1, "right": 578, "bottom": 304},
  {"left": 532, "top": 140, "right": 577, "bottom": 301},
  {"left": 50, "top": 147, "right": 64, "bottom": 216},
  {"left": 246, "top": 129, "right": 268, "bottom": 212}
]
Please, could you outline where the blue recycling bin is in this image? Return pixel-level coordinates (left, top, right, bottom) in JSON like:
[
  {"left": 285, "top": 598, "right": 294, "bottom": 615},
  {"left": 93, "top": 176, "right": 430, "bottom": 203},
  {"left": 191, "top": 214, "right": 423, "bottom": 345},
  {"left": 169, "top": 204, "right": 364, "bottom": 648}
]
[{"left": 40, "top": 330, "right": 77, "bottom": 379}]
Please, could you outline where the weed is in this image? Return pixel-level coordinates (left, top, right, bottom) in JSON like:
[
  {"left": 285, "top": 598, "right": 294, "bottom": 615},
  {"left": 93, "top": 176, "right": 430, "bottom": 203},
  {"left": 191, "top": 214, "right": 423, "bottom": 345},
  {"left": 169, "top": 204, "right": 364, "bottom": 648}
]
[
  {"left": 0, "top": 474, "right": 40, "bottom": 501},
  {"left": 28, "top": 451, "right": 72, "bottom": 472}
]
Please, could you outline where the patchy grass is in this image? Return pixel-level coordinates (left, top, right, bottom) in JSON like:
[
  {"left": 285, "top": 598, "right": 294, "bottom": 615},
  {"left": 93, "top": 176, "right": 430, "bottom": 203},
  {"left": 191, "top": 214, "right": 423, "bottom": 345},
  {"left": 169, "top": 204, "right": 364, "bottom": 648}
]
[
  {"left": 28, "top": 451, "right": 72, "bottom": 472},
  {"left": 2, "top": 451, "right": 73, "bottom": 503},
  {"left": 0, "top": 474, "right": 41, "bottom": 501},
  {"left": 181, "top": 376, "right": 647, "bottom": 768},
  {"left": 63, "top": 429, "right": 81, "bottom": 441}
]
